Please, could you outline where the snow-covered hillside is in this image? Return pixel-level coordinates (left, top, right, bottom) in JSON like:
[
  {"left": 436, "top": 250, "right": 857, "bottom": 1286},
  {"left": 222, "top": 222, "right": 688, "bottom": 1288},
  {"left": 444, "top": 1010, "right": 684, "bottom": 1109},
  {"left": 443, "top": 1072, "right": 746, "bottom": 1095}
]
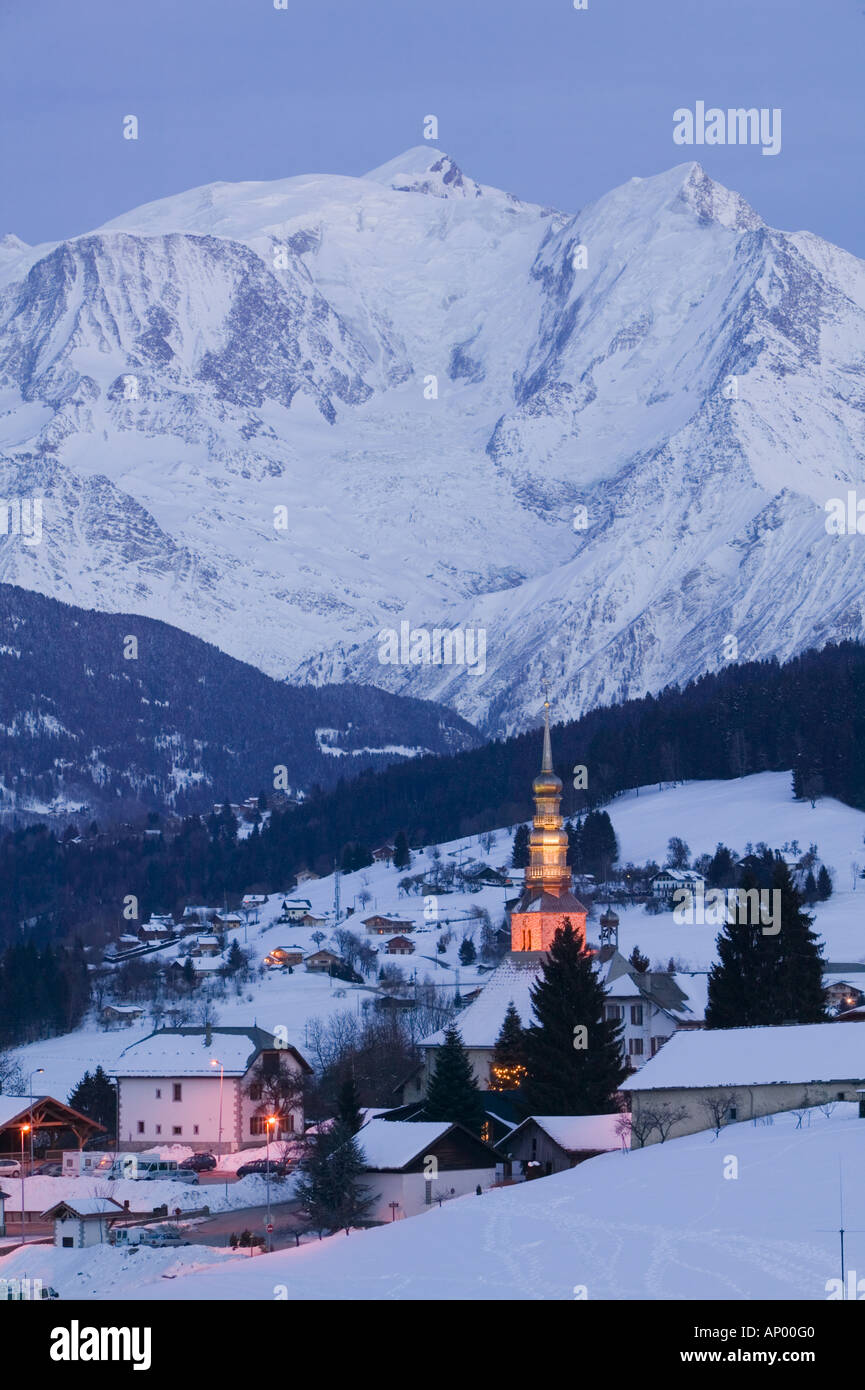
[
  {"left": 2, "top": 150, "right": 864, "bottom": 735},
  {"left": 8, "top": 1103, "right": 859, "bottom": 1301},
  {"left": 10, "top": 772, "right": 864, "bottom": 1096}
]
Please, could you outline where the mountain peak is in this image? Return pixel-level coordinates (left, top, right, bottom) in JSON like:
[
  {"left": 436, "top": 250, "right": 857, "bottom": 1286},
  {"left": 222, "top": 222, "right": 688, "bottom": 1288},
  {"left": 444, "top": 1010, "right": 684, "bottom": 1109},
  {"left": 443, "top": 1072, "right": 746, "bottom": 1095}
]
[
  {"left": 676, "top": 161, "right": 763, "bottom": 231},
  {"left": 364, "top": 147, "right": 483, "bottom": 199}
]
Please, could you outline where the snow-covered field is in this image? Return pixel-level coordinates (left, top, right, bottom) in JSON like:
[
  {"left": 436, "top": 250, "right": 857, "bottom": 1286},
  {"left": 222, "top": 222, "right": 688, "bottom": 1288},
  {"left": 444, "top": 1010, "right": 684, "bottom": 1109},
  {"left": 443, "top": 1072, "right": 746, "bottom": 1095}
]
[
  {"left": 2, "top": 1171, "right": 293, "bottom": 1218},
  {"left": 10, "top": 771, "right": 865, "bottom": 1099},
  {"left": 5, "top": 1103, "right": 859, "bottom": 1302}
]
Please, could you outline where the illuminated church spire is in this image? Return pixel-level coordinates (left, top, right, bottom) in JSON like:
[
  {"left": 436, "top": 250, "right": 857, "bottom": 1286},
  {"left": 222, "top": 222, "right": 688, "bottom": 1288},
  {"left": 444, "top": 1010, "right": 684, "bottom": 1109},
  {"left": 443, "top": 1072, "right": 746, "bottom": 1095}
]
[{"left": 509, "top": 694, "right": 587, "bottom": 952}]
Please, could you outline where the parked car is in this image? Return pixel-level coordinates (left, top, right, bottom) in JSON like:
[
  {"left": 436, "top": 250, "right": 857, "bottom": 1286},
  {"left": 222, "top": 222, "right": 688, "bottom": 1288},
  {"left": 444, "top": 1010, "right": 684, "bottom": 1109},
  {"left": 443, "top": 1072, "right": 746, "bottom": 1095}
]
[
  {"left": 0, "top": 1159, "right": 21, "bottom": 1179},
  {"left": 33, "top": 1161, "right": 62, "bottom": 1176},
  {"left": 179, "top": 1153, "right": 217, "bottom": 1172},
  {"left": 235, "top": 1159, "right": 288, "bottom": 1180},
  {"left": 107, "top": 1157, "right": 199, "bottom": 1184}
]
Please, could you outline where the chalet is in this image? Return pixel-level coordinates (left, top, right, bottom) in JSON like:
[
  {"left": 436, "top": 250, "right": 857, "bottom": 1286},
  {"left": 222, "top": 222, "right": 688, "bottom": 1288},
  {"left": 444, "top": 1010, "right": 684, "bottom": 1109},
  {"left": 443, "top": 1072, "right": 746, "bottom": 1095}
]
[
  {"left": 459, "top": 861, "right": 510, "bottom": 888},
  {"left": 296, "top": 911, "right": 327, "bottom": 927},
  {"left": 42, "top": 1197, "right": 124, "bottom": 1249},
  {"left": 355, "top": 1119, "right": 497, "bottom": 1221},
  {"left": 304, "top": 949, "right": 342, "bottom": 973},
  {"left": 241, "top": 894, "right": 268, "bottom": 909},
  {"left": 624, "top": 1022, "right": 865, "bottom": 1145},
  {"left": 137, "top": 917, "right": 174, "bottom": 943},
  {"left": 650, "top": 869, "right": 705, "bottom": 900},
  {"left": 190, "top": 935, "right": 221, "bottom": 957},
  {"left": 264, "top": 947, "right": 304, "bottom": 969},
  {"left": 363, "top": 913, "right": 414, "bottom": 936},
  {"left": 500, "top": 1115, "right": 626, "bottom": 1179},
  {"left": 372, "top": 844, "right": 396, "bottom": 863},
  {"left": 385, "top": 936, "right": 415, "bottom": 956},
  {"left": 211, "top": 912, "right": 242, "bottom": 931},
  {"left": 279, "top": 898, "right": 313, "bottom": 922},
  {"left": 113, "top": 1025, "right": 312, "bottom": 1153},
  {"left": 420, "top": 955, "right": 542, "bottom": 1092},
  {"left": 101, "top": 1004, "right": 145, "bottom": 1028},
  {"left": 180, "top": 907, "right": 216, "bottom": 931}
]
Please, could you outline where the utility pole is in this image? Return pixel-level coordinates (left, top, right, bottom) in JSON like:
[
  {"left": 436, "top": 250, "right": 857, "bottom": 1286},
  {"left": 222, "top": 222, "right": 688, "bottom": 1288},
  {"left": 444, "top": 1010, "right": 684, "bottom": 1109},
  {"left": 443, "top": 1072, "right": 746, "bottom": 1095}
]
[{"left": 333, "top": 860, "right": 341, "bottom": 924}]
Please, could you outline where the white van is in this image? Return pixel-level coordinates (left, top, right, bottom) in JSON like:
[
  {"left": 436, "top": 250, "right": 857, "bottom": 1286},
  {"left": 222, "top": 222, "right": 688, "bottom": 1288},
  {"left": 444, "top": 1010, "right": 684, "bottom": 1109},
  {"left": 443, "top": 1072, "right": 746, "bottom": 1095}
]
[{"left": 108, "top": 1156, "right": 198, "bottom": 1184}]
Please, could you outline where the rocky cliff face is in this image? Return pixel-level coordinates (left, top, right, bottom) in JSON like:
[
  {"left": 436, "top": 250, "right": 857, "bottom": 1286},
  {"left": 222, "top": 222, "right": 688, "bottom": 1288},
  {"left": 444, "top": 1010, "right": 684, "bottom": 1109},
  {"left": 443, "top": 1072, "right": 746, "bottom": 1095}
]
[{"left": 2, "top": 149, "right": 863, "bottom": 736}]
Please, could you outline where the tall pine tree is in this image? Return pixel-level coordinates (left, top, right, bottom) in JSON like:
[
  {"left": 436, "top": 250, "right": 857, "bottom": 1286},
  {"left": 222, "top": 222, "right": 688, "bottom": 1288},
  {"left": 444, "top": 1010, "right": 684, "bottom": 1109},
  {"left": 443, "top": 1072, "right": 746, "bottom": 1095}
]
[
  {"left": 425, "top": 1026, "right": 486, "bottom": 1133},
  {"left": 521, "top": 919, "right": 627, "bottom": 1114}
]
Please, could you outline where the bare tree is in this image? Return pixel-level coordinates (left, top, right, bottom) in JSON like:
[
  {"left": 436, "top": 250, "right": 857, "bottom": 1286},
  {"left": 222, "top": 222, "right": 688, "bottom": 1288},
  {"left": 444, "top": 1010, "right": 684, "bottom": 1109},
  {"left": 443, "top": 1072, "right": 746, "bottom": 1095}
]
[{"left": 700, "top": 1093, "right": 739, "bottom": 1139}]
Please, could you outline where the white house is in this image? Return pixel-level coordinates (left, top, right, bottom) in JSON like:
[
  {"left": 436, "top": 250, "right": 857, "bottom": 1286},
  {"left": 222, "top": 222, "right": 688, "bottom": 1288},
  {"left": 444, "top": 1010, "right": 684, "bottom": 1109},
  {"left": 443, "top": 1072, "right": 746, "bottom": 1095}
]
[
  {"left": 598, "top": 950, "right": 706, "bottom": 1067},
  {"left": 42, "top": 1197, "right": 124, "bottom": 1249},
  {"left": 113, "top": 1026, "right": 312, "bottom": 1153},
  {"left": 651, "top": 869, "right": 705, "bottom": 899},
  {"left": 355, "top": 1119, "right": 498, "bottom": 1222},
  {"left": 278, "top": 899, "right": 313, "bottom": 922}
]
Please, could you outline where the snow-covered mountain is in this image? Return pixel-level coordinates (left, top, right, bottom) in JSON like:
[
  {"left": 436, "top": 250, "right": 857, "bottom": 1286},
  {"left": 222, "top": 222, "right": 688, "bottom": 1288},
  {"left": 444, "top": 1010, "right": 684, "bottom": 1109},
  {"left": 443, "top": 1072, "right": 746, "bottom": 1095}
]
[{"left": 1, "top": 147, "right": 864, "bottom": 736}]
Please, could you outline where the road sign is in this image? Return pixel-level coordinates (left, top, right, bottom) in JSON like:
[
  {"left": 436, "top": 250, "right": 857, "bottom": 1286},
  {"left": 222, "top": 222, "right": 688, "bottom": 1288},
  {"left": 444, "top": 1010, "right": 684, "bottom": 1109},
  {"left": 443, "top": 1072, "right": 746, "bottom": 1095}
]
[{"left": 266, "top": 1223, "right": 274, "bottom": 1234}]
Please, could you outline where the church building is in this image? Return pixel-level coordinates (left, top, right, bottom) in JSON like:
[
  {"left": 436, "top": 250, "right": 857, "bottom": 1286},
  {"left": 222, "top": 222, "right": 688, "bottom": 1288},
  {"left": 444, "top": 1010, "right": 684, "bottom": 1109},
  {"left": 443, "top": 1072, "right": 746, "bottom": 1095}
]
[{"left": 509, "top": 700, "right": 588, "bottom": 952}]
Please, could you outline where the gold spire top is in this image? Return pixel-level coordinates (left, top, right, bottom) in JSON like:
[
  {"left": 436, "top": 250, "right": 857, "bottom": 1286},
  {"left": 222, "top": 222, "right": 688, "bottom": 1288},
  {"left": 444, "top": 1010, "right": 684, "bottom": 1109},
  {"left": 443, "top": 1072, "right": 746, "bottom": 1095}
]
[{"left": 533, "top": 689, "right": 562, "bottom": 796}]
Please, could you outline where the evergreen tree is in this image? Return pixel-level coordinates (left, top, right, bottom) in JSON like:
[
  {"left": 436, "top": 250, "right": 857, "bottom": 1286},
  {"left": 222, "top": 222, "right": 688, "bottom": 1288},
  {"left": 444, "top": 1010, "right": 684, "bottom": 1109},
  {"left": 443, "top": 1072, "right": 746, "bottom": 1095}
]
[
  {"left": 817, "top": 865, "right": 833, "bottom": 900},
  {"left": 706, "top": 865, "right": 827, "bottom": 1027},
  {"left": 425, "top": 1026, "right": 486, "bottom": 1133},
  {"left": 770, "top": 861, "right": 827, "bottom": 1023},
  {"left": 511, "top": 824, "right": 530, "bottom": 869},
  {"left": 224, "top": 939, "right": 246, "bottom": 975},
  {"left": 705, "top": 873, "right": 778, "bottom": 1028},
  {"left": 580, "top": 811, "right": 618, "bottom": 881},
  {"left": 521, "top": 919, "right": 627, "bottom": 1114},
  {"left": 393, "top": 831, "right": 410, "bottom": 871},
  {"left": 628, "top": 945, "right": 649, "bottom": 974},
  {"left": 707, "top": 843, "right": 737, "bottom": 888},
  {"left": 803, "top": 869, "right": 818, "bottom": 905},
  {"left": 336, "top": 1075, "right": 363, "bottom": 1135},
  {"left": 458, "top": 937, "right": 476, "bottom": 966},
  {"left": 68, "top": 1065, "right": 116, "bottom": 1133},
  {"left": 295, "top": 1120, "right": 376, "bottom": 1235},
  {"left": 489, "top": 1001, "right": 527, "bottom": 1091}
]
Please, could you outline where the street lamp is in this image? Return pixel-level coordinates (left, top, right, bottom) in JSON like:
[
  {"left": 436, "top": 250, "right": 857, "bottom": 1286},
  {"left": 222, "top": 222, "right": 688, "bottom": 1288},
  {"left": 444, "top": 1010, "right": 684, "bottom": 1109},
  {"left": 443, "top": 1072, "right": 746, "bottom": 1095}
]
[
  {"left": 211, "top": 1057, "right": 227, "bottom": 1200},
  {"left": 29, "top": 1068, "right": 44, "bottom": 1173},
  {"left": 265, "top": 1115, "right": 278, "bottom": 1251},
  {"left": 19, "top": 1124, "right": 29, "bottom": 1243}
]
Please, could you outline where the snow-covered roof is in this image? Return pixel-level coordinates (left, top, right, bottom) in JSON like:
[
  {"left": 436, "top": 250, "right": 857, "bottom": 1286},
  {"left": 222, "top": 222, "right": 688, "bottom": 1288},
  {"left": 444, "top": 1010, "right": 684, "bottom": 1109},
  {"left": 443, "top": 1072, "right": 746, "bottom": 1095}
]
[
  {"left": 356, "top": 1119, "right": 452, "bottom": 1169},
  {"left": 41, "top": 1196, "right": 123, "bottom": 1219},
  {"left": 422, "top": 955, "right": 542, "bottom": 1048},
  {"left": 651, "top": 869, "right": 704, "bottom": 883},
  {"left": 115, "top": 1026, "right": 282, "bottom": 1077},
  {"left": 624, "top": 1022, "right": 865, "bottom": 1091},
  {"left": 0, "top": 1095, "right": 41, "bottom": 1127},
  {"left": 513, "top": 1115, "right": 626, "bottom": 1152}
]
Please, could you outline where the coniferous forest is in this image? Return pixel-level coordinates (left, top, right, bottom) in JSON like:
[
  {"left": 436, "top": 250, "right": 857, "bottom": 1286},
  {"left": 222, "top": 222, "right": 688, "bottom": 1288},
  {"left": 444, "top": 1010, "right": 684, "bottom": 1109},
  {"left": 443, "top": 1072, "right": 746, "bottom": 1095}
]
[{"left": 0, "top": 642, "right": 862, "bottom": 959}]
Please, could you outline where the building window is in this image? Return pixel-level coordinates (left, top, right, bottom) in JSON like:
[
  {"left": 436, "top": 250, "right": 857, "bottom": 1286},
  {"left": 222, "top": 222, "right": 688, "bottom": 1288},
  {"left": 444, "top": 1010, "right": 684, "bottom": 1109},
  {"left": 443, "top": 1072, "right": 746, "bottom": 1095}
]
[
  {"left": 837, "top": 1092, "right": 845, "bottom": 1101},
  {"left": 155, "top": 1088, "right": 161, "bottom": 1099},
  {"left": 193, "top": 1125, "right": 199, "bottom": 1135},
  {"left": 727, "top": 1107, "right": 737, "bottom": 1122},
  {"left": 628, "top": 1038, "right": 644, "bottom": 1056},
  {"left": 605, "top": 1004, "right": 623, "bottom": 1021},
  {"left": 286, "top": 1113, "right": 294, "bottom": 1133},
  {"left": 630, "top": 1005, "right": 643, "bottom": 1025},
  {"left": 480, "top": 1120, "right": 491, "bottom": 1143},
  {"left": 155, "top": 1125, "right": 162, "bottom": 1135},
  {"left": 137, "top": 1121, "right": 145, "bottom": 1134},
  {"left": 173, "top": 1084, "right": 182, "bottom": 1102},
  {"left": 62, "top": 1236, "right": 74, "bottom": 1248},
  {"left": 172, "top": 1126, "right": 182, "bottom": 1136},
  {"left": 249, "top": 1083, "right": 263, "bottom": 1101}
]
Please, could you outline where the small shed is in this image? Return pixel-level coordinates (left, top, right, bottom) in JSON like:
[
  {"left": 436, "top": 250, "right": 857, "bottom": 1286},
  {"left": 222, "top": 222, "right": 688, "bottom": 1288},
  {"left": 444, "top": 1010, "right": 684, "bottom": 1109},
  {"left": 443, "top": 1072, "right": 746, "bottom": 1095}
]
[
  {"left": 41, "top": 1196, "right": 124, "bottom": 1249},
  {"left": 101, "top": 1004, "right": 145, "bottom": 1027},
  {"left": 356, "top": 1119, "right": 497, "bottom": 1221},
  {"left": 501, "top": 1115, "right": 626, "bottom": 1178}
]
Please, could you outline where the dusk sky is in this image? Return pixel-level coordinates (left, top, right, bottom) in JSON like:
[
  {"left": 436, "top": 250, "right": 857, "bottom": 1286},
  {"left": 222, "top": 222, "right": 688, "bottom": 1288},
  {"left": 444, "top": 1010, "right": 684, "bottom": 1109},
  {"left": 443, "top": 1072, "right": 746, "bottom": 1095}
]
[{"left": 1, "top": 0, "right": 863, "bottom": 253}]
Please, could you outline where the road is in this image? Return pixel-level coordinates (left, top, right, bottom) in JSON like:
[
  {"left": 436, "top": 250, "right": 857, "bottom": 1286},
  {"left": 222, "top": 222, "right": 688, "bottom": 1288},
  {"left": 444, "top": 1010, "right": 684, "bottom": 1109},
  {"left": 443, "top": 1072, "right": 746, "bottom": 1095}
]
[{"left": 183, "top": 1198, "right": 305, "bottom": 1251}]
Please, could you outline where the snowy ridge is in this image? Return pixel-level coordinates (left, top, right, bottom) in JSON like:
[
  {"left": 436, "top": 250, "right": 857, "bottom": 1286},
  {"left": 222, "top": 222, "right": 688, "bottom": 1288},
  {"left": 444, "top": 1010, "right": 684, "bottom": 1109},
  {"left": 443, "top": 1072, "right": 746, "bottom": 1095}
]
[{"left": 1, "top": 153, "right": 864, "bottom": 734}]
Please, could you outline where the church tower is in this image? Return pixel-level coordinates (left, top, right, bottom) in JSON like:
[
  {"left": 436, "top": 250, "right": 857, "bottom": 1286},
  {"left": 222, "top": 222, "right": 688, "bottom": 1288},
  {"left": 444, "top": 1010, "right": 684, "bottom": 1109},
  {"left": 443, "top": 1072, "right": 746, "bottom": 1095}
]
[{"left": 510, "top": 698, "right": 588, "bottom": 952}]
